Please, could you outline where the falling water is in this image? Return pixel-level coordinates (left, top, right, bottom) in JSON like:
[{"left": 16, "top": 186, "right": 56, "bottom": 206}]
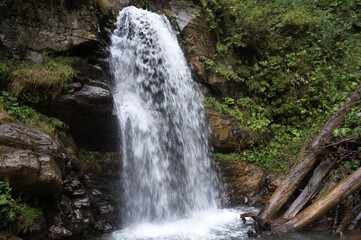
[
  {"left": 110, "top": 6, "right": 219, "bottom": 226},
  {"left": 106, "top": 7, "right": 343, "bottom": 240}
]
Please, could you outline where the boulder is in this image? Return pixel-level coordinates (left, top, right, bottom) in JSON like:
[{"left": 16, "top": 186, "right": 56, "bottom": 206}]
[
  {"left": 206, "top": 109, "right": 256, "bottom": 152},
  {"left": 0, "top": 123, "right": 63, "bottom": 195}
]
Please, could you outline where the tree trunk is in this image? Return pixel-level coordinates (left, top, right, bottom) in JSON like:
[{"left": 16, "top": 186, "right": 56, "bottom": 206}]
[
  {"left": 275, "top": 166, "right": 361, "bottom": 233},
  {"left": 259, "top": 84, "right": 361, "bottom": 220},
  {"left": 281, "top": 160, "right": 334, "bottom": 220}
]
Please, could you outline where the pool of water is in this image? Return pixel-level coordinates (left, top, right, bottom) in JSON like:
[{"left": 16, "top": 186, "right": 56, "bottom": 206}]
[
  {"left": 103, "top": 207, "right": 347, "bottom": 240},
  {"left": 105, "top": 208, "right": 258, "bottom": 240}
]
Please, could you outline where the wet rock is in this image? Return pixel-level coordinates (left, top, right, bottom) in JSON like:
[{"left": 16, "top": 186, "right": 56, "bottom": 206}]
[
  {"left": 73, "top": 189, "right": 85, "bottom": 197},
  {"left": 73, "top": 197, "right": 91, "bottom": 209},
  {"left": 0, "top": 0, "right": 98, "bottom": 53},
  {"left": 174, "top": 3, "right": 246, "bottom": 98},
  {"left": 25, "top": 50, "right": 43, "bottom": 64},
  {"left": 45, "top": 60, "right": 119, "bottom": 152},
  {"left": 206, "top": 109, "right": 257, "bottom": 152},
  {"left": 181, "top": 12, "right": 216, "bottom": 83},
  {"left": 216, "top": 158, "right": 265, "bottom": 207},
  {"left": 74, "top": 85, "right": 113, "bottom": 113},
  {"left": 0, "top": 123, "right": 63, "bottom": 195},
  {"left": 60, "top": 196, "right": 73, "bottom": 215},
  {"left": 170, "top": 1, "right": 196, "bottom": 31},
  {"left": 74, "top": 209, "right": 83, "bottom": 220},
  {"left": 48, "top": 226, "right": 72, "bottom": 239}
]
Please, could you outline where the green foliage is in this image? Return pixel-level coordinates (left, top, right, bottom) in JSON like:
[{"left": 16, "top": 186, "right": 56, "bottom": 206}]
[
  {"left": 205, "top": 96, "right": 271, "bottom": 135},
  {"left": 213, "top": 152, "right": 242, "bottom": 162},
  {"left": 82, "top": 150, "right": 106, "bottom": 163},
  {"left": 198, "top": 0, "right": 361, "bottom": 173},
  {"left": 331, "top": 158, "right": 361, "bottom": 182},
  {"left": 11, "top": 56, "right": 77, "bottom": 99},
  {"left": 0, "top": 91, "right": 68, "bottom": 135},
  {"left": 0, "top": 181, "right": 43, "bottom": 234},
  {"left": 333, "top": 107, "right": 361, "bottom": 138},
  {"left": 0, "top": 60, "right": 11, "bottom": 88},
  {"left": 241, "top": 124, "right": 307, "bottom": 173},
  {"left": 200, "top": 56, "right": 243, "bottom": 82}
]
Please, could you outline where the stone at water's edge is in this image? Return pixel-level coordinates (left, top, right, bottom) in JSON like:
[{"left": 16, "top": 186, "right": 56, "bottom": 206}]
[
  {"left": 216, "top": 158, "right": 284, "bottom": 207},
  {"left": 216, "top": 158, "right": 264, "bottom": 207}
]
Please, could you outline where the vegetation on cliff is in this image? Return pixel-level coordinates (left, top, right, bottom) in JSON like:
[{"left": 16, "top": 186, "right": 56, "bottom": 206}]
[{"left": 199, "top": 0, "right": 361, "bottom": 173}]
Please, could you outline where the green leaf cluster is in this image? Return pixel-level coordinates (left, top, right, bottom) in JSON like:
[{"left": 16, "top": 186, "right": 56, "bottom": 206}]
[
  {"left": 0, "top": 181, "right": 43, "bottom": 234},
  {"left": 0, "top": 91, "right": 68, "bottom": 135},
  {"left": 333, "top": 107, "right": 361, "bottom": 138}
]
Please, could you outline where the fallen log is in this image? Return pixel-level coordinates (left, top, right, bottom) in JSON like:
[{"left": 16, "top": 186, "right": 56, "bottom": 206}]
[
  {"left": 259, "top": 84, "right": 361, "bottom": 220},
  {"left": 281, "top": 160, "right": 334, "bottom": 220},
  {"left": 275, "top": 166, "right": 361, "bottom": 233}
]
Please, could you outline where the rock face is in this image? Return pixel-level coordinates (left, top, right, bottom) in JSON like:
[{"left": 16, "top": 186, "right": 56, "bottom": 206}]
[
  {"left": 0, "top": 123, "right": 63, "bottom": 195},
  {"left": 216, "top": 158, "right": 284, "bottom": 207},
  {"left": 45, "top": 60, "right": 119, "bottom": 152},
  {"left": 206, "top": 109, "right": 256, "bottom": 152},
  {"left": 49, "top": 150, "right": 121, "bottom": 239},
  {"left": 0, "top": 0, "right": 98, "bottom": 53},
  {"left": 0, "top": 122, "right": 120, "bottom": 238},
  {"left": 173, "top": 2, "right": 246, "bottom": 98},
  {"left": 179, "top": 9, "right": 216, "bottom": 84},
  {"left": 217, "top": 158, "right": 265, "bottom": 207}
]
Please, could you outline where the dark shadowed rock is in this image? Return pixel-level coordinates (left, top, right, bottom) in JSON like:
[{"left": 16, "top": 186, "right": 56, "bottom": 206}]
[
  {"left": 0, "top": 123, "right": 63, "bottom": 195},
  {"left": 44, "top": 60, "right": 119, "bottom": 152}
]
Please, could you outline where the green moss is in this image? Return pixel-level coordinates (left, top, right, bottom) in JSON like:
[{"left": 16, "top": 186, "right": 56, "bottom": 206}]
[{"left": 0, "top": 181, "right": 43, "bottom": 234}]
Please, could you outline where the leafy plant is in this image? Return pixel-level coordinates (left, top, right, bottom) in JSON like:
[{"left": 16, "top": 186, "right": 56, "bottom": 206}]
[
  {"left": 0, "top": 91, "right": 68, "bottom": 135},
  {"left": 0, "top": 181, "right": 43, "bottom": 234}
]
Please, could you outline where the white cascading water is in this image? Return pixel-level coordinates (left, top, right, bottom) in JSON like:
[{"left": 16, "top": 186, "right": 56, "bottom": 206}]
[
  {"left": 110, "top": 6, "right": 218, "bottom": 224},
  {"left": 108, "top": 6, "right": 255, "bottom": 240}
]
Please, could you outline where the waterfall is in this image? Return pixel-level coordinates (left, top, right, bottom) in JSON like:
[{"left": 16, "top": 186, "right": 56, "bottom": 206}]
[{"left": 110, "top": 6, "right": 219, "bottom": 226}]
